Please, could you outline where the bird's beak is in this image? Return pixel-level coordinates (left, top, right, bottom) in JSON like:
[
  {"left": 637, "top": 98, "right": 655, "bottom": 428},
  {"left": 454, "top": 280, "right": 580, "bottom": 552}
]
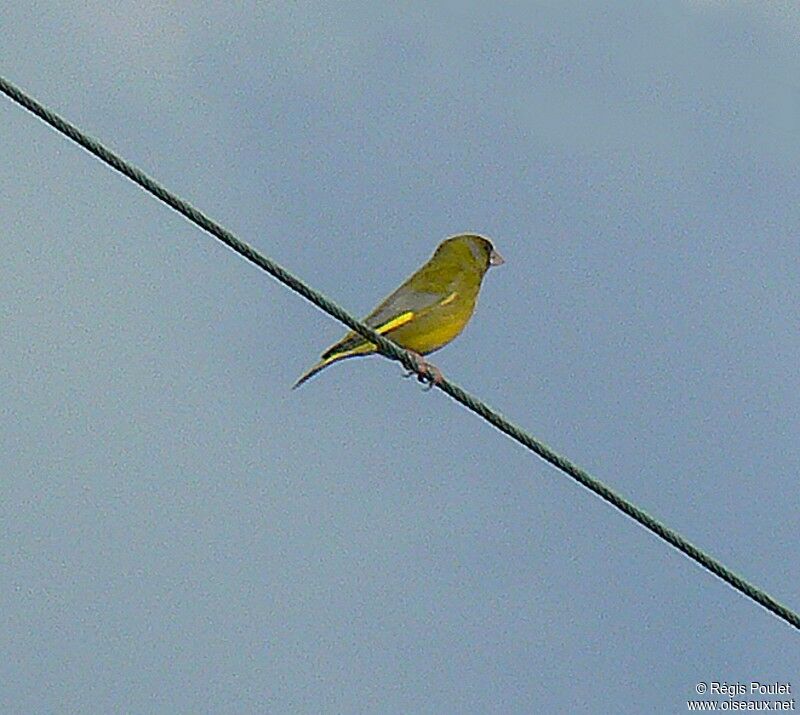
[{"left": 489, "top": 248, "right": 505, "bottom": 266}]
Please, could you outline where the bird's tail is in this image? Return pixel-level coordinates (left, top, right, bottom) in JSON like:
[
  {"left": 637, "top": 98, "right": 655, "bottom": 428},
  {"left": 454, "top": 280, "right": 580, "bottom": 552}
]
[
  {"left": 292, "top": 354, "right": 343, "bottom": 390},
  {"left": 292, "top": 334, "right": 378, "bottom": 389}
]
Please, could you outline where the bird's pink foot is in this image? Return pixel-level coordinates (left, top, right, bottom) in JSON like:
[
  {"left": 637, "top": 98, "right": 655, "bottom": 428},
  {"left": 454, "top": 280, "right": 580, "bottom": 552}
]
[{"left": 403, "top": 352, "right": 443, "bottom": 390}]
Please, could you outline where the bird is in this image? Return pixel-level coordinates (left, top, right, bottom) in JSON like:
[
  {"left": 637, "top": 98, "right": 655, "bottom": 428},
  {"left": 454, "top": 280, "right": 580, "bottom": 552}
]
[{"left": 292, "top": 233, "right": 504, "bottom": 389}]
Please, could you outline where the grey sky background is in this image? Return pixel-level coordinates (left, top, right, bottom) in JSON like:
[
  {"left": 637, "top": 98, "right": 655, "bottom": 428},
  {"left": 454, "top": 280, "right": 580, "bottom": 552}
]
[{"left": 2, "top": 3, "right": 799, "bottom": 713}]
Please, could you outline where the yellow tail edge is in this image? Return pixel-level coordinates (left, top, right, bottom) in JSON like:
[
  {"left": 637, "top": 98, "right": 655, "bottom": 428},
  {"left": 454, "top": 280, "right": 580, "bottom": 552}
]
[
  {"left": 291, "top": 355, "right": 339, "bottom": 390},
  {"left": 291, "top": 346, "right": 369, "bottom": 389}
]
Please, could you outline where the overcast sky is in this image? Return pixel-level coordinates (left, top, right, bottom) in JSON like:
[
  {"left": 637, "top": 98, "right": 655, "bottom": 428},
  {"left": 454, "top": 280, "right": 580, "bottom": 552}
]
[{"left": 2, "top": 2, "right": 799, "bottom": 713}]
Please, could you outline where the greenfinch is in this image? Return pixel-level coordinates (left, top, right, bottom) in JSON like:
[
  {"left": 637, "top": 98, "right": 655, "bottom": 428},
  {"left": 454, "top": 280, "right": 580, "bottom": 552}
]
[{"left": 293, "top": 233, "right": 504, "bottom": 389}]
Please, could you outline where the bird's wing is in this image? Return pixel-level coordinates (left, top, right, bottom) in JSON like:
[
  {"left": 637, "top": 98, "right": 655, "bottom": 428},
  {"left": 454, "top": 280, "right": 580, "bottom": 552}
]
[
  {"left": 320, "top": 287, "right": 447, "bottom": 360},
  {"left": 364, "top": 287, "right": 443, "bottom": 330}
]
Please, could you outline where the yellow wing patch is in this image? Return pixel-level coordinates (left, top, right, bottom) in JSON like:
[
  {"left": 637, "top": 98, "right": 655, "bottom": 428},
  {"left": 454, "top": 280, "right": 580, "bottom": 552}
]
[
  {"left": 376, "top": 310, "right": 415, "bottom": 334},
  {"left": 440, "top": 291, "right": 458, "bottom": 306},
  {"left": 321, "top": 311, "right": 416, "bottom": 365}
]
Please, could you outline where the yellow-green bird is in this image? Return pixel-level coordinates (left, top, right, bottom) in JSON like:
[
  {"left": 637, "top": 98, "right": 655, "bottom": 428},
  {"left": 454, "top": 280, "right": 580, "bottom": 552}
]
[{"left": 293, "top": 233, "right": 504, "bottom": 389}]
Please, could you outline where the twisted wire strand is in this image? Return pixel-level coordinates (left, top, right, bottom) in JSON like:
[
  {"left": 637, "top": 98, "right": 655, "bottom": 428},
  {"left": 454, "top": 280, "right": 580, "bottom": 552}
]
[{"left": 2, "top": 74, "right": 797, "bottom": 631}]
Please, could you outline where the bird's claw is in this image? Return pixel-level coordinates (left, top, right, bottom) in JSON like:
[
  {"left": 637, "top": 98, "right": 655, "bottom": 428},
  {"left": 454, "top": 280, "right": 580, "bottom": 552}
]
[{"left": 402, "top": 353, "right": 443, "bottom": 390}]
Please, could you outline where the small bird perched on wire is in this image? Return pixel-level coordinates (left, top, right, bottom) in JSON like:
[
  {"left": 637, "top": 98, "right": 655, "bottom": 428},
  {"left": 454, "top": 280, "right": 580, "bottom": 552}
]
[{"left": 292, "top": 233, "right": 504, "bottom": 389}]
